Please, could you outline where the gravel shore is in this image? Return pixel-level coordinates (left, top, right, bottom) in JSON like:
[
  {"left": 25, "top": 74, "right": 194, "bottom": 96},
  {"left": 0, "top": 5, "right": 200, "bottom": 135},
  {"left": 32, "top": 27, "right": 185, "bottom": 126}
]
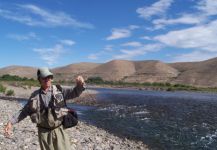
[{"left": 0, "top": 86, "right": 148, "bottom": 150}]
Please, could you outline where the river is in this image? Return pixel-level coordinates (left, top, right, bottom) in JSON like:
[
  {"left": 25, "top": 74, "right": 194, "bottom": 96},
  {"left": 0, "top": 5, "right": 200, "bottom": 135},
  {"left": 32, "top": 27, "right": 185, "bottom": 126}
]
[{"left": 21, "top": 88, "right": 217, "bottom": 150}]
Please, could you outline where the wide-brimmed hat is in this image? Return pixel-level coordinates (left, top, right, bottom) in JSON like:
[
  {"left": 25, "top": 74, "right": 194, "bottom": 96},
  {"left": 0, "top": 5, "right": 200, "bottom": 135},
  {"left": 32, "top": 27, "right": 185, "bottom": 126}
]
[{"left": 37, "top": 67, "right": 53, "bottom": 79}]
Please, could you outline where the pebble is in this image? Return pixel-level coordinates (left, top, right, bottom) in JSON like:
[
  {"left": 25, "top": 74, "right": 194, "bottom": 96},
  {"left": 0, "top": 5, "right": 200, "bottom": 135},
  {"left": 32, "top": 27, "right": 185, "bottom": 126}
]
[{"left": 0, "top": 99, "right": 148, "bottom": 150}]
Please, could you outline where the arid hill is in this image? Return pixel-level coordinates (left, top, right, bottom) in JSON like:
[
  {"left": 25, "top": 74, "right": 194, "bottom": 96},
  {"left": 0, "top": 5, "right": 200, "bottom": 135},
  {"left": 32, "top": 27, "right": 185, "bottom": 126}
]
[
  {"left": 51, "top": 62, "right": 100, "bottom": 81},
  {"left": 0, "top": 66, "right": 37, "bottom": 79},
  {"left": 84, "top": 60, "right": 136, "bottom": 81},
  {"left": 1, "top": 57, "right": 217, "bottom": 87},
  {"left": 52, "top": 62, "right": 100, "bottom": 74},
  {"left": 123, "top": 60, "right": 179, "bottom": 83},
  {"left": 169, "top": 57, "right": 217, "bottom": 87}
]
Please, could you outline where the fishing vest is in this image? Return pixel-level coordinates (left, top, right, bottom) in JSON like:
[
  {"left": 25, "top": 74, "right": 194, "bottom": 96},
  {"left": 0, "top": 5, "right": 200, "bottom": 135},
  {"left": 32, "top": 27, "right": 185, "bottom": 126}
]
[{"left": 29, "top": 85, "right": 69, "bottom": 129}]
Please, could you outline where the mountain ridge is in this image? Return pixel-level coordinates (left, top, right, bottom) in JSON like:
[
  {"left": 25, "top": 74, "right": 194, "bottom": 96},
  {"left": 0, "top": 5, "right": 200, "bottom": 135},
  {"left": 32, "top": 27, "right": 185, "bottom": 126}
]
[{"left": 1, "top": 58, "right": 217, "bottom": 87}]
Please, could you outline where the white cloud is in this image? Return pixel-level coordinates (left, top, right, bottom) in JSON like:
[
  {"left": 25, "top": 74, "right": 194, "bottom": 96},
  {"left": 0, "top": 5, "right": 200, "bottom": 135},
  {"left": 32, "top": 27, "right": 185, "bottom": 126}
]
[
  {"left": 154, "top": 20, "right": 217, "bottom": 51},
  {"left": 106, "top": 28, "right": 131, "bottom": 40},
  {"left": 0, "top": 4, "right": 94, "bottom": 29},
  {"left": 136, "top": 0, "right": 173, "bottom": 19},
  {"left": 33, "top": 44, "right": 65, "bottom": 65},
  {"left": 104, "top": 45, "right": 114, "bottom": 51},
  {"left": 150, "top": 0, "right": 217, "bottom": 30},
  {"left": 60, "top": 40, "right": 75, "bottom": 46},
  {"left": 154, "top": 18, "right": 217, "bottom": 62},
  {"left": 106, "top": 25, "right": 139, "bottom": 40},
  {"left": 121, "top": 41, "right": 142, "bottom": 47},
  {"left": 140, "top": 36, "right": 152, "bottom": 40},
  {"left": 128, "top": 25, "right": 140, "bottom": 30},
  {"left": 152, "top": 14, "right": 205, "bottom": 29},
  {"left": 196, "top": 0, "right": 217, "bottom": 16},
  {"left": 139, "top": 0, "right": 217, "bottom": 30},
  {"left": 87, "top": 45, "right": 114, "bottom": 60},
  {"left": 113, "top": 44, "right": 163, "bottom": 59},
  {"left": 7, "top": 32, "right": 38, "bottom": 41}
]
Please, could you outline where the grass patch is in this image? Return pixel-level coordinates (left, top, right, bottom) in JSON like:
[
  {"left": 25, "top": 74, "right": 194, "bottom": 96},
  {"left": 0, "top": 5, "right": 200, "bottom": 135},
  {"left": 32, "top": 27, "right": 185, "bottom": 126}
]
[
  {"left": 0, "top": 83, "right": 7, "bottom": 93},
  {"left": 6, "top": 89, "right": 15, "bottom": 96},
  {"left": 0, "top": 74, "right": 39, "bottom": 88}
]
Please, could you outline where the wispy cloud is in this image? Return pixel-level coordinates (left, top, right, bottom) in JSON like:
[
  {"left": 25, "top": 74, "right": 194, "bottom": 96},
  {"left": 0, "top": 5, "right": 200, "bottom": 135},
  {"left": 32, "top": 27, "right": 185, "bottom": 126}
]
[
  {"left": 136, "top": 0, "right": 173, "bottom": 19},
  {"left": 33, "top": 44, "right": 66, "bottom": 65},
  {"left": 7, "top": 32, "right": 38, "bottom": 41},
  {"left": 113, "top": 44, "right": 163, "bottom": 59},
  {"left": 104, "top": 45, "right": 114, "bottom": 51},
  {"left": 146, "top": 0, "right": 217, "bottom": 30},
  {"left": 59, "top": 39, "right": 75, "bottom": 46},
  {"left": 154, "top": 20, "right": 217, "bottom": 51},
  {"left": 154, "top": 18, "right": 217, "bottom": 62},
  {"left": 0, "top": 4, "right": 94, "bottom": 29},
  {"left": 196, "top": 0, "right": 217, "bottom": 16},
  {"left": 140, "top": 36, "right": 152, "bottom": 40},
  {"left": 106, "top": 25, "right": 139, "bottom": 40},
  {"left": 152, "top": 14, "right": 205, "bottom": 29},
  {"left": 106, "top": 28, "right": 131, "bottom": 40},
  {"left": 87, "top": 45, "right": 115, "bottom": 60},
  {"left": 121, "top": 41, "right": 142, "bottom": 47}
]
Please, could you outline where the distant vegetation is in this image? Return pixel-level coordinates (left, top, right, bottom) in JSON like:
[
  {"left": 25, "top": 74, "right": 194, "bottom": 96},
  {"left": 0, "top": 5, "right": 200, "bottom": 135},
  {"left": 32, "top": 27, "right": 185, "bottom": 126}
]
[
  {"left": 86, "top": 76, "right": 217, "bottom": 93},
  {"left": 1, "top": 74, "right": 217, "bottom": 93},
  {"left": 0, "top": 74, "right": 39, "bottom": 88},
  {"left": 0, "top": 84, "right": 6, "bottom": 93},
  {"left": 0, "top": 74, "right": 34, "bottom": 81}
]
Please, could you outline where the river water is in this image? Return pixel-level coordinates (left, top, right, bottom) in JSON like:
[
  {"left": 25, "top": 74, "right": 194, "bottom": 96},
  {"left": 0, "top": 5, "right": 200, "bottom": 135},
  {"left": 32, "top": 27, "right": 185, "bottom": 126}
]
[{"left": 21, "top": 88, "right": 217, "bottom": 150}]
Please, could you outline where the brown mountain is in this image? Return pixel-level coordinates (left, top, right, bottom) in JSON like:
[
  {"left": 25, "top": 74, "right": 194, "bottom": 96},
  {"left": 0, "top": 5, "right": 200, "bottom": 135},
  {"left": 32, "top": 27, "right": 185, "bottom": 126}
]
[
  {"left": 0, "top": 66, "right": 37, "bottom": 78},
  {"left": 51, "top": 62, "right": 100, "bottom": 81},
  {"left": 123, "top": 60, "right": 179, "bottom": 83},
  {"left": 84, "top": 60, "right": 136, "bottom": 81},
  {"left": 1, "top": 57, "right": 217, "bottom": 87},
  {"left": 169, "top": 57, "right": 217, "bottom": 87}
]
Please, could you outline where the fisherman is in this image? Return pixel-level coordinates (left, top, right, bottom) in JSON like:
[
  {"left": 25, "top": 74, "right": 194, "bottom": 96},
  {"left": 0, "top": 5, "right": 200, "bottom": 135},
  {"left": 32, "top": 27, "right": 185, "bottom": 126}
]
[{"left": 4, "top": 67, "right": 85, "bottom": 150}]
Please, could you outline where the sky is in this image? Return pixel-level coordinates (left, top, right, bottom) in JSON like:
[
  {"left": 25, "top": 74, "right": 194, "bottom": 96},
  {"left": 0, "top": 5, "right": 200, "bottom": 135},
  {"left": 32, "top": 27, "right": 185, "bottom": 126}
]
[{"left": 0, "top": 0, "right": 217, "bottom": 68}]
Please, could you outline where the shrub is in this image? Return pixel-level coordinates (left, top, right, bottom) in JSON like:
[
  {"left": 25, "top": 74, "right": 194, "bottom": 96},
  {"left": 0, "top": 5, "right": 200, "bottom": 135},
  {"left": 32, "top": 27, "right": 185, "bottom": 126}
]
[
  {"left": 0, "top": 84, "right": 6, "bottom": 93},
  {"left": 6, "top": 89, "right": 15, "bottom": 96},
  {"left": 86, "top": 77, "right": 104, "bottom": 84}
]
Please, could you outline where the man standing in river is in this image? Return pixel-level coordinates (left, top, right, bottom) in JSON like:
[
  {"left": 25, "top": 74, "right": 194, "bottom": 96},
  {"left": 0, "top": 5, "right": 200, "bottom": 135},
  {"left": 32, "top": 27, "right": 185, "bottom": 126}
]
[{"left": 4, "top": 67, "right": 85, "bottom": 150}]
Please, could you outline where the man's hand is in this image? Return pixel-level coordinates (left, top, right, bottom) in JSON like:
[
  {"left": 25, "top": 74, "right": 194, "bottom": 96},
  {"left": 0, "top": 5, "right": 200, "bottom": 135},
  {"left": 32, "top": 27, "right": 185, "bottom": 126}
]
[
  {"left": 4, "top": 122, "right": 13, "bottom": 137},
  {"left": 75, "top": 75, "right": 85, "bottom": 87}
]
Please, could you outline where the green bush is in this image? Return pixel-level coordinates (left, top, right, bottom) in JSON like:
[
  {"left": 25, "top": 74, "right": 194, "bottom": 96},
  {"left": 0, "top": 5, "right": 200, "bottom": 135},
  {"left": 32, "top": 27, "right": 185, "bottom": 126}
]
[
  {"left": 86, "top": 77, "right": 104, "bottom": 84},
  {"left": 6, "top": 89, "right": 15, "bottom": 96},
  {"left": 0, "top": 84, "right": 6, "bottom": 93},
  {"left": 0, "top": 74, "right": 37, "bottom": 82}
]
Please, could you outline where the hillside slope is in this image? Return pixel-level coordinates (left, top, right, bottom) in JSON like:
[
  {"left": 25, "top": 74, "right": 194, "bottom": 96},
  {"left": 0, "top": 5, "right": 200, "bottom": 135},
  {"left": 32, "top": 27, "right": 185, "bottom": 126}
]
[{"left": 1, "top": 57, "right": 217, "bottom": 87}]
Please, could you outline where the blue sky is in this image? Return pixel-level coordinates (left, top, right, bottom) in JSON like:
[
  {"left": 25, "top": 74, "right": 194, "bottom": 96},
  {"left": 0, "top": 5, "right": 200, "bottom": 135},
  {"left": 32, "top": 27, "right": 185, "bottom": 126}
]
[{"left": 0, "top": 0, "right": 217, "bottom": 68}]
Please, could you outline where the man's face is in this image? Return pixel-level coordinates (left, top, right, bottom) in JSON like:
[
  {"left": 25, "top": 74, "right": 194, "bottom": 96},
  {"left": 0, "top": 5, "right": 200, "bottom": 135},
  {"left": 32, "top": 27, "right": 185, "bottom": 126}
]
[{"left": 39, "top": 76, "right": 52, "bottom": 89}]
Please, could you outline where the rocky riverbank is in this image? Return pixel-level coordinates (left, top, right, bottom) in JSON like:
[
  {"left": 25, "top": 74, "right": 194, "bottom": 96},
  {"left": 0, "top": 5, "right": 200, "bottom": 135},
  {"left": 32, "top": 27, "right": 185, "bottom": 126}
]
[{"left": 0, "top": 89, "right": 148, "bottom": 150}]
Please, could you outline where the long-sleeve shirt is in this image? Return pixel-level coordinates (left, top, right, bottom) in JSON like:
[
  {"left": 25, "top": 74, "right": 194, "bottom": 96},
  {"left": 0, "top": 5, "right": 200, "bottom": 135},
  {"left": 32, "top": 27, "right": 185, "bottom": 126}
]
[{"left": 10, "top": 85, "right": 85, "bottom": 125}]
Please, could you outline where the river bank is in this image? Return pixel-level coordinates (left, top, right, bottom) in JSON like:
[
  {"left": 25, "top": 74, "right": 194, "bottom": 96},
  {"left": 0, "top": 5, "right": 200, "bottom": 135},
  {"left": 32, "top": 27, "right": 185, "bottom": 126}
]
[{"left": 0, "top": 86, "right": 148, "bottom": 150}]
